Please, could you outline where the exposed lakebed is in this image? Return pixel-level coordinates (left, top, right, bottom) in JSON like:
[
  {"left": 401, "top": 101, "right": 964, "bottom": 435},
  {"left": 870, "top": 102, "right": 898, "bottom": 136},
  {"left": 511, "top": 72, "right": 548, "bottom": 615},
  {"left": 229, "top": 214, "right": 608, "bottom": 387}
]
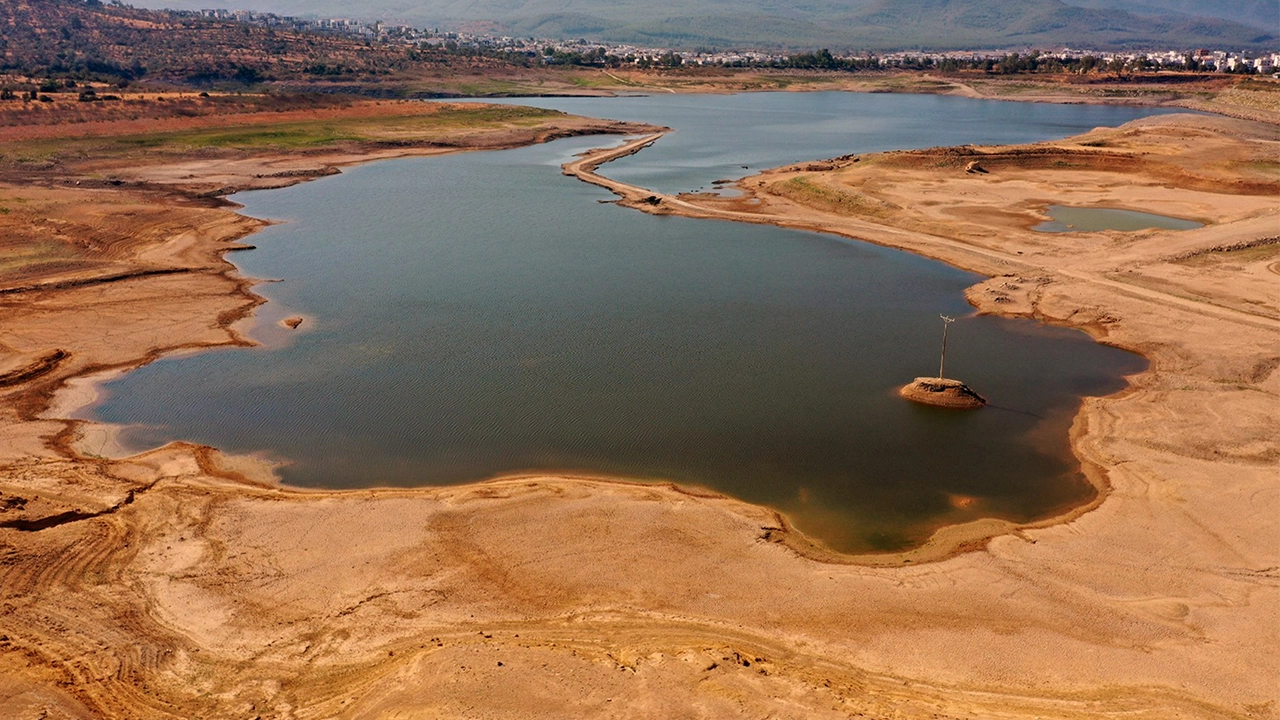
[{"left": 90, "top": 93, "right": 1160, "bottom": 553}]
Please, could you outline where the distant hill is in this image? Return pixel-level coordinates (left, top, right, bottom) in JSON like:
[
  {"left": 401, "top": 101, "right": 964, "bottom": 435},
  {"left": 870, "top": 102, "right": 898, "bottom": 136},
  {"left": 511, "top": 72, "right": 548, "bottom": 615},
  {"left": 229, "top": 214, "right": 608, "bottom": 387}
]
[
  {"left": 0, "top": 0, "right": 519, "bottom": 85},
  {"left": 126, "top": 0, "right": 1276, "bottom": 50},
  {"left": 1060, "top": 0, "right": 1276, "bottom": 36},
  {"left": 826, "top": 0, "right": 1275, "bottom": 50}
]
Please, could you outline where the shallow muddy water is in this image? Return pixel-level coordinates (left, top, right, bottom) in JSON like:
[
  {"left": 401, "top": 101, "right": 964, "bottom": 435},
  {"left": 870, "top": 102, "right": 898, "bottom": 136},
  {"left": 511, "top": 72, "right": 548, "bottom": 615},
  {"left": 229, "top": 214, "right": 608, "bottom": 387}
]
[
  {"left": 1034, "top": 204, "right": 1204, "bottom": 233},
  {"left": 91, "top": 93, "right": 1157, "bottom": 553}
]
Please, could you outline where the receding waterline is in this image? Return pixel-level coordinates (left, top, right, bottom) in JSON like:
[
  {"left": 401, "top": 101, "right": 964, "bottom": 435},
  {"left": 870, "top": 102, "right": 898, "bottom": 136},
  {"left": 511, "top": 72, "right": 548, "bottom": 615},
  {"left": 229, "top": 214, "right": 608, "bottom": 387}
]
[
  {"left": 90, "top": 93, "right": 1156, "bottom": 554},
  {"left": 1034, "top": 205, "right": 1204, "bottom": 233}
]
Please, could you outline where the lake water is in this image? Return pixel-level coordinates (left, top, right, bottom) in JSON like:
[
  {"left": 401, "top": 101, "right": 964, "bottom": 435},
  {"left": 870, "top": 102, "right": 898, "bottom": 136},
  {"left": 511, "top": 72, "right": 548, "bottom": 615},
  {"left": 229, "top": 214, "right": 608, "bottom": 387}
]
[
  {"left": 91, "top": 93, "right": 1156, "bottom": 553},
  {"left": 1034, "top": 204, "right": 1204, "bottom": 233}
]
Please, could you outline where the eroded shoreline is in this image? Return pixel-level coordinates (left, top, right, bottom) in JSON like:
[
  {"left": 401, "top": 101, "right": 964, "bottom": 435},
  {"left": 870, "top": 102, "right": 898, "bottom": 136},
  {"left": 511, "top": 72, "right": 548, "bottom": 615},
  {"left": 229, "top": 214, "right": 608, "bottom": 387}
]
[
  {"left": 1, "top": 99, "right": 1277, "bottom": 717},
  {"left": 561, "top": 116, "right": 1279, "bottom": 565},
  {"left": 85, "top": 125, "right": 1116, "bottom": 565}
]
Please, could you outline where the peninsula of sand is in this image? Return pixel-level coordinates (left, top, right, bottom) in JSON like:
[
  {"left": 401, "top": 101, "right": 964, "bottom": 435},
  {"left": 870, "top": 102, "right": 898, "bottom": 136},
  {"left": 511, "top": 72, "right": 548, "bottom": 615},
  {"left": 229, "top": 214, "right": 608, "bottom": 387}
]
[{"left": 1, "top": 91, "right": 1277, "bottom": 718}]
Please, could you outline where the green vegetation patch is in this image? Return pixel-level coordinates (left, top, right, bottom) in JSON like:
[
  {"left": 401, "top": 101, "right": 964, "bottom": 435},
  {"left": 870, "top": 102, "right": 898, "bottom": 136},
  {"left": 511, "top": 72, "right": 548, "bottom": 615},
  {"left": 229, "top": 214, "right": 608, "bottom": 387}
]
[
  {"left": 774, "top": 176, "right": 898, "bottom": 217},
  {"left": 167, "top": 124, "right": 364, "bottom": 149},
  {"left": 444, "top": 80, "right": 560, "bottom": 96},
  {"left": 1238, "top": 79, "right": 1280, "bottom": 93},
  {"left": 0, "top": 240, "right": 81, "bottom": 281},
  {"left": 1245, "top": 159, "right": 1280, "bottom": 177},
  {"left": 427, "top": 105, "right": 562, "bottom": 125},
  {"left": 0, "top": 104, "right": 567, "bottom": 163},
  {"left": 566, "top": 75, "right": 629, "bottom": 89},
  {"left": 1172, "top": 240, "right": 1280, "bottom": 267}
]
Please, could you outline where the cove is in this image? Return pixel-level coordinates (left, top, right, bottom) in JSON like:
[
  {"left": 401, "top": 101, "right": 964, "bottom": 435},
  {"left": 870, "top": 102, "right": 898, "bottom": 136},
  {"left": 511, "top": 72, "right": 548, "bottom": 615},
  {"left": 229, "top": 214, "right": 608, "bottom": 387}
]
[{"left": 89, "top": 93, "right": 1156, "bottom": 554}]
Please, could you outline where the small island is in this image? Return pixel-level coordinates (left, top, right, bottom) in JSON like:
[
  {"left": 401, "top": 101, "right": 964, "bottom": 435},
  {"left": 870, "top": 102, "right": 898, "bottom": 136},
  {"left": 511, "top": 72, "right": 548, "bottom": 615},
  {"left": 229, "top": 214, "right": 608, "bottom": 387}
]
[
  {"left": 897, "top": 314, "right": 984, "bottom": 409},
  {"left": 899, "top": 376, "right": 987, "bottom": 409}
]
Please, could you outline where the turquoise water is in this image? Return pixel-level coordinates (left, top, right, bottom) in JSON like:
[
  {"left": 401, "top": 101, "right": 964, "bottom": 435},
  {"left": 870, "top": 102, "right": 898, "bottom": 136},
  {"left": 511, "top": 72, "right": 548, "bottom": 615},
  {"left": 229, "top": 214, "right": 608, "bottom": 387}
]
[
  {"left": 1034, "top": 205, "right": 1204, "bottom": 233},
  {"left": 91, "top": 93, "right": 1154, "bottom": 553}
]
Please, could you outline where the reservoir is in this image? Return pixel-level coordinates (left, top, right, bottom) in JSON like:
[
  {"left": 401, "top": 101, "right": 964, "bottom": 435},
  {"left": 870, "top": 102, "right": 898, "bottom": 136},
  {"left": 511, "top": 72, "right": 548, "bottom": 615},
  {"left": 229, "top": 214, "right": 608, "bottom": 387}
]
[{"left": 90, "top": 93, "right": 1156, "bottom": 553}]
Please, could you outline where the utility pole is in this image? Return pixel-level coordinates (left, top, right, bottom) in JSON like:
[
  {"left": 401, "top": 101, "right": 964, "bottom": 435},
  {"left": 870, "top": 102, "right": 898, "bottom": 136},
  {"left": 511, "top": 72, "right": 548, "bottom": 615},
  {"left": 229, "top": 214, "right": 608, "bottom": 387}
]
[{"left": 938, "top": 315, "right": 955, "bottom": 379}]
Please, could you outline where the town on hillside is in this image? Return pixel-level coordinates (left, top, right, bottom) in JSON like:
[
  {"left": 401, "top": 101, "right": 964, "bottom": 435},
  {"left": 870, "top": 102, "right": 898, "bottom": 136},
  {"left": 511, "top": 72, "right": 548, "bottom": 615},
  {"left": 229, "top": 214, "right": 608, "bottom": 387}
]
[{"left": 201, "top": 7, "right": 1278, "bottom": 75}]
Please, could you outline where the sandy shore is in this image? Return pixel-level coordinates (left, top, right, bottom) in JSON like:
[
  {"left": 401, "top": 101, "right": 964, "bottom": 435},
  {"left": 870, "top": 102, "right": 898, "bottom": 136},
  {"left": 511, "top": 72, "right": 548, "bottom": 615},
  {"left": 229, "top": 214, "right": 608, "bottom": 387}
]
[{"left": 1, "top": 99, "right": 1277, "bottom": 718}]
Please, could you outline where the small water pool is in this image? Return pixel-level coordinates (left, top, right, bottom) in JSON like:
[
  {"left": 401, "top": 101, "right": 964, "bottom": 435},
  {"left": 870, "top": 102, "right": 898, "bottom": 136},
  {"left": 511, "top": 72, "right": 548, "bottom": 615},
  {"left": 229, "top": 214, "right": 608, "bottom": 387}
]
[{"left": 1034, "top": 205, "right": 1203, "bottom": 233}]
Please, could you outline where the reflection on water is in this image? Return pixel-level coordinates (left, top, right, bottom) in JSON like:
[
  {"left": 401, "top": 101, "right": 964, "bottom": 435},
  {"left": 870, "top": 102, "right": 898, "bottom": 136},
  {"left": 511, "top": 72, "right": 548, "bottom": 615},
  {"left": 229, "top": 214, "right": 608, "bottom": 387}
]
[
  {"left": 92, "top": 93, "right": 1154, "bottom": 553},
  {"left": 1034, "top": 205, "right": 1203, "bottom": 233}
]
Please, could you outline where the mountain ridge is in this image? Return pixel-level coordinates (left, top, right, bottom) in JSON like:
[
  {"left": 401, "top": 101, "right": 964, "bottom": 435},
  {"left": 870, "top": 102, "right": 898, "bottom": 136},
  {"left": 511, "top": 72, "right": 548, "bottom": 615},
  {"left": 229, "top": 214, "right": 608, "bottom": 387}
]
[{"left": 125, "top": 0, "right": 1277, "bottom": 50}]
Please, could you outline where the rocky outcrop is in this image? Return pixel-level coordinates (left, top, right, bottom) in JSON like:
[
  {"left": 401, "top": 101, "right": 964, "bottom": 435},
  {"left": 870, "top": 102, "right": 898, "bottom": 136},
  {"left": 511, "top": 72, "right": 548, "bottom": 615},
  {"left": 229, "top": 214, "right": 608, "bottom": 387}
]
[{"left": 899, "top": 377, "right": 986, "bottom": 409}]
